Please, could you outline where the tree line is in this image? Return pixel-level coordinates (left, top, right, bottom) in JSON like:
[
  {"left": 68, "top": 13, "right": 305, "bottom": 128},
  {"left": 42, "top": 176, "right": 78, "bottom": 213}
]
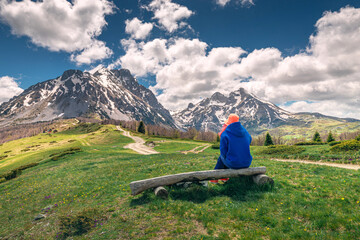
[
  {"left": 0, "top": 121, "right": 55, "bottom": 144},
  {"left": 101, "top": 119, "right": 218, "bottom": 142},
  {"left": 251, "top": 130, "right": 360, "bottom": 146}
]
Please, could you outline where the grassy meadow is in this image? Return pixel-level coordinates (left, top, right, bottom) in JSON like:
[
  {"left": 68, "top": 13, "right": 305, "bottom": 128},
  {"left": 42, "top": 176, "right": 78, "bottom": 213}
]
[{"left": 0, "top": 123, "right": 359, "bottom": 239}]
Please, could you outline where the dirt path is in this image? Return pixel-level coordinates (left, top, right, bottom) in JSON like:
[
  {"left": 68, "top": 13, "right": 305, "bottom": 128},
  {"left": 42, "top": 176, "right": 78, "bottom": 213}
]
[
  {"left": 116, "top": 126, "right": 158, "bottom": 155},
  {"left": 273, "top": 158, "right": 360, "bottom": 170},
  {"left": 181, "top": 144, "right": 211, "bottom": 154}
]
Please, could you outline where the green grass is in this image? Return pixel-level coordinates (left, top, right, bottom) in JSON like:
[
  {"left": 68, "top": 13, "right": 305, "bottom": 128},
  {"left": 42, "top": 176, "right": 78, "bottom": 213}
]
[
  {"left": 0, "top": 123, "right": 360, "bottom": 239},
  {"left": 253, "top": 144, "right": 360, "bottom": 165},
  {"left": 154, "top": 141, "right": 203, "bottom": 153}
]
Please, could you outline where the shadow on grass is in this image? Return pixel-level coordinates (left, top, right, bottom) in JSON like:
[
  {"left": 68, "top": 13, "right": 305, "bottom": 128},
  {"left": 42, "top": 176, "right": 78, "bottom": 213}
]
[
  {"left": 130, "top": 191, "right": 153, "bottom": 206},
  {"left": 130, "top": 176, "right": 274, "bottom": 205}
]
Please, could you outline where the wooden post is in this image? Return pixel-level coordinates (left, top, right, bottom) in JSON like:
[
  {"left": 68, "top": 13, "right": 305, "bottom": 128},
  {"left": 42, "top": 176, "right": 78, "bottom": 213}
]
[
  {"left": 154, "top": 186, "right": 168, "bottom": 199},
  {"left": 130, "top": 167, "right": 266, "bottom": 195},
  {"left": 252, "top": 174, "right": 274, "bottom": 186}
]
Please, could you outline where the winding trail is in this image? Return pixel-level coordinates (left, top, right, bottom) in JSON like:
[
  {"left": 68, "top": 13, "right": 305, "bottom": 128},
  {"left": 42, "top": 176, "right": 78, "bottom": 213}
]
[
  {"left": 181, "top": 144, "right": 211, "bottom": 154},
  {"left": 273, "top": 158, "right": 360, "bottom": 170},
  {"left": 116, "top": 126, "right": 158, "bottom": 155}
]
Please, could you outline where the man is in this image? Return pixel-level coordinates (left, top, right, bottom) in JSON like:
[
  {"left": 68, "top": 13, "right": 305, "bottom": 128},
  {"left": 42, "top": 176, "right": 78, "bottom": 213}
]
[{"left": 211, "top": 114, "right": 253, "bottom": 183}]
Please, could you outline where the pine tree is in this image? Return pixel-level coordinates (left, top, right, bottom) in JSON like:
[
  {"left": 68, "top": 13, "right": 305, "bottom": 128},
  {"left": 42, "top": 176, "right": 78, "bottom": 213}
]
[
  {"left": 216, "top": 134, "right": 220, "bottom": 142},
  {"left": 313, "top": 131, "right": 322, "bottom": 142},
  {"left": 264, "top": 132, "right": 274, "bottom": 146},
  {"left": 138, "top": 121, "right": 146, "bottom": 134},
  {"left": 356, "top": 134, "right": 360, "bottom": 141},
  {"left": 327, "top": 131, "right": 335, "bottom": 143}
]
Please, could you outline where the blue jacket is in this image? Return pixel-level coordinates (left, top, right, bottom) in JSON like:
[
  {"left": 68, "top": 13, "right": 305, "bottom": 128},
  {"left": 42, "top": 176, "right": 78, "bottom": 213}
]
[{"left": 220, "top": 122, "right": 252, "bottom": 169}]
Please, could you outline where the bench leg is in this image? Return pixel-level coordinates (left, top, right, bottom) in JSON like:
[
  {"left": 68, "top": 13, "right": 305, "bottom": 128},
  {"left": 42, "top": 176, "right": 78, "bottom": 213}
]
[
  {"left": 252, "top": 174, "right": 274, "bottom": 186},
  {"left": 154, "top": 186, "right": 168, "bottom": 199}
]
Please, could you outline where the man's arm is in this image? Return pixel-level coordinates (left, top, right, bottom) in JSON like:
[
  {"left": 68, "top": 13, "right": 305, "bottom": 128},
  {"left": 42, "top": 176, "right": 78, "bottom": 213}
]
[{"left": 220, "top": 135, "right": 228, "bottom": 159}]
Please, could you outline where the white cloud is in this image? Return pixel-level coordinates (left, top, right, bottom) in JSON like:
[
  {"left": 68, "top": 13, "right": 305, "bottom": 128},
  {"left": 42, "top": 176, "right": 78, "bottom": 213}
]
[
  {"left": 240, "top": 6, "right": 360, "bottom": 118},
  {"left": 280, "top": 101, "right": 360, "bottom": 120},
  {"left": 112, "top": 37, "right": 245, "bottom": 109},
  {"left": 0, "top": 76, "right": 23, "bottom": 104},
  {"left": 125, "top": 17, "right": 153, "bottom": 40},
  {"left": 113, "top": 6, "right": 360, "bottom": 119},
  {"left": 145, "top": 0, "right": 194, "bottom": 33},
  {"left": 216, "top": 0, "right": 254, "bottom": 7},
  {"left": 0, "top": 0, "right": 115, "bottom": 65},
  {"left": 70, "top": 40, "right": 113, "bottom": 65},
  {"left": 216, "top": 0, "right": 231, "bottom": 7}
]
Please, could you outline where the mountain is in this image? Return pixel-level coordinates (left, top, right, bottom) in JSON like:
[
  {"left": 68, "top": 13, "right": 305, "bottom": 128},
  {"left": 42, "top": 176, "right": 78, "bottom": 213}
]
[
  {"left": 0, "top": 68, "right": 175, "bottom": 128},
  {"left": 172, "top": 88, "right": 359, "bottom": 134}
]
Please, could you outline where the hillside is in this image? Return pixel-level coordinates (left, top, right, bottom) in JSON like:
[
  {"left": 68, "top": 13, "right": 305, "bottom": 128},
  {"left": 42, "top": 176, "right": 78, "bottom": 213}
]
[
  {"left": 267, "top": 113, "right": 360, "bottom": 142},
  {"left": 1, "top": 122, "right": 359, "bottom": 239}
]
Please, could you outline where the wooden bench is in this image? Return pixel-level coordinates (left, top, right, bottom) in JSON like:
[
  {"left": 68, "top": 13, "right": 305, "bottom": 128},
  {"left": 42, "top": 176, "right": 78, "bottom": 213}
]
[{"left": 129, "top": 167, "right": 273, "bottom": 197}]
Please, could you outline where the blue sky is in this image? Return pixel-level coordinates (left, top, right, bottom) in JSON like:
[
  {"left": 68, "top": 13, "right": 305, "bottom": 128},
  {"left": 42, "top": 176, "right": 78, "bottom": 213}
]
[{"left": 1, "top": 0, "right": 360, "bottom": 118}]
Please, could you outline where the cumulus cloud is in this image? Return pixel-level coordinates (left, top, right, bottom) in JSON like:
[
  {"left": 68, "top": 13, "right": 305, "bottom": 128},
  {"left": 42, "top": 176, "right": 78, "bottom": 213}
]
[
  {"left": 216, "top": 0, "right": 254, "bottom": 7},
  {"left": 70, "top": 40, "right": 113, "bottom": 65},
  {"left": 280, "top": 101, "right": 360, "bottom": 120},
  {"left": 0, "top": 0, "right": 115, "bottom": 65},
  {"left": 125, "top": 17, "right": 153, "bottom": 40},
  {"left": 240, "top": 6, "right": 360, "bottom": 118},
  {"left": 0, "top": 76, "right": 23, "bottom": 104},
  {"left": 113, "top": 6, "right": 360, "bottom": 119},
  {"left": 112, "top": 37, "right": 246, "bottom": 109},
  {"left": 145, "top": 0, "right": 194, "bottom": 33},
  {"left": 216, "top": 0, "right": 231, "bottom": 7}
]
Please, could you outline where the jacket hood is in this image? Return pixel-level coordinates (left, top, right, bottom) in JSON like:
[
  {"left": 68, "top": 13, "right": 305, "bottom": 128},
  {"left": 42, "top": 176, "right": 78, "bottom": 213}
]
[{"left": 224, "top": 122, "right": 245, "bottom": 137}]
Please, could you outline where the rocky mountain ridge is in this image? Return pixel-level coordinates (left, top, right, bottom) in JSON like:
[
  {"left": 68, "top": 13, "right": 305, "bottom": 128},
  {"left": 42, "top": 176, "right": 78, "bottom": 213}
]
[
  {"left": 172, "top": 88, "right": 296, "bottom": 133},
  {"left": 172, "top": 88, "right": 360, "bottom": 134},
  {"left": 0, "top": 68, "right": 175, "bottom": 128}
]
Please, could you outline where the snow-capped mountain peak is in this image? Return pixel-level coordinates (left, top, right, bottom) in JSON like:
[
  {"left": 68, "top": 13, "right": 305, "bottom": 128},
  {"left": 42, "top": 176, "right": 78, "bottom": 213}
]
[
  {"left": 172, "top": 87, "right": 293, "bottom": 133},
  {"left": 0, "top": 69, "right": 175, "bottom": 128}
]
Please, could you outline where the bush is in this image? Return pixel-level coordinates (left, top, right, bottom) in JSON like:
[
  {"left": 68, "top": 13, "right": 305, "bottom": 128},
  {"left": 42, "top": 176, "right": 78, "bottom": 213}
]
[
  {"left": 0, "top": 169, "right": 22, "bottom": 181},
  {"left": 329, "top": 141, "right": 342, "bottom": 146},
  {"left": 356, "top": 135, "right": 360, "bottom": 141},
  {"left": 330, "top": 140, "right": 360, "bottom": 152},
  {"left": 0, "top": 155, "right": 8, "bottom": 160},
  {"left": 0, "top": 162, "right": 39, "bottom": 183},
  {"left": 145, "top": 141, "right": 155, "bottom": 147},
  {"left": 259, "top": 145, "right": 305, "bottom": 155},
  {"left": 50, "top": 147, "right": 82, "bottom": 161},
  {"left": 13, "top": 162, "right": 39, "bottom": 171},
  {"left": 295, "top": 141, "right": 326, "bottom": 146},
  {"left": 211, "top": 143, "right": 220, "bottom": 149}
]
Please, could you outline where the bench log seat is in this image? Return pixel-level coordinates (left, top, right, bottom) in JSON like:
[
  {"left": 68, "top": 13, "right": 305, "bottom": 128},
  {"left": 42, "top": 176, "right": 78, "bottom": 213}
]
[{"left": 130, "top": 167, "right": 272, "bottom": 196}]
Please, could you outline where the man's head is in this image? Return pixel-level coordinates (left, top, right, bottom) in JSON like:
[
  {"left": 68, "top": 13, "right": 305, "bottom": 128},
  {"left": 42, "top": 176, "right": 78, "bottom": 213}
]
[{"left": 225, "top": 114, "right": 239, "bottom": 125}]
